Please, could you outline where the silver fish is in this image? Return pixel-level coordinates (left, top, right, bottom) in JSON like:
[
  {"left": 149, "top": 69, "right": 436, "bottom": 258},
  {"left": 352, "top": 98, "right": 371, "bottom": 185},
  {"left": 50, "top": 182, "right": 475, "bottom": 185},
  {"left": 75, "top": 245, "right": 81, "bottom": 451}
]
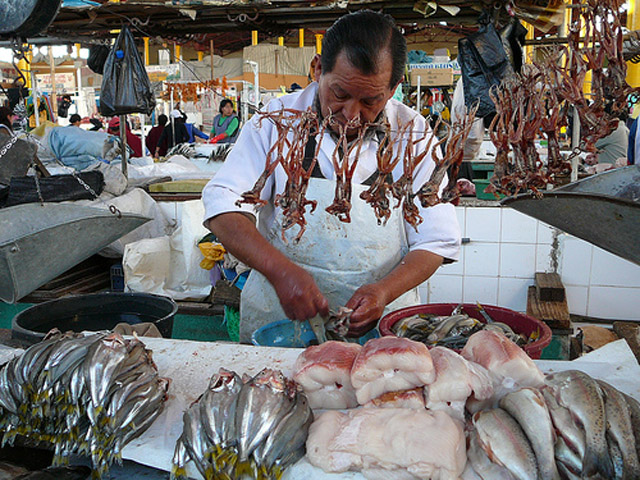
[
  {"left": 181, "top": 403, "right": 212, "bottom": 479},
  {"left": 255, "top": 391, "right": 314, "bottom": 473},
  {"left": 84, "top": 333, "right": 129, "bottom": 412},
  {"left": 541, "top": 387, "right": 585, "bottom": 460},
  {"left": 171, "top": 436, "right": 190, "bottom": 480},
  {"left": 554, "top": 436, "right": 582, "bottom": 477},
  {"left": 544, "top": 370, "right": 613, "bottom": 478},
  {"left": 556, "top": 461, "right": 581, "bottom": 480},
  {"left": 597, "top": 380, "right": 640, "bottom": 479},
  {"left": 427, "top": 314, "right": 471, "bottom": 343},
  {"left": 200, "top": 368, "right": 242, "bottom": 450},
  {"left": 473, "top": 408, "right": 538, "bottom": 480},
  {"left": 623, "top": 392, "right": 640, "bottom": 462},
  {"left": 234, "top": 369, "right": 295, "bottom": 469},
  {"left": 499, "top": 388, "right": 560, "bottom": 480},
  {"left": 467, "top": 429, "right": 516, "bottom": 480}
]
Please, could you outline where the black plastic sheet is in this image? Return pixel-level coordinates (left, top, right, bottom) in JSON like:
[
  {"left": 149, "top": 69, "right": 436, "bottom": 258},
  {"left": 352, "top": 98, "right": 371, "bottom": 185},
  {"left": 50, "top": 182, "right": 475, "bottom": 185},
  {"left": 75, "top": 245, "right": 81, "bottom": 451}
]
[
  {"left": 458, "top": 21, "right": 514, "bottom": 119},
  {"left": 99, "top": 26, "right": 155, "bottom": 116},
  {"left": 2, "top": 171, "right": 104, "bottom": 207}
]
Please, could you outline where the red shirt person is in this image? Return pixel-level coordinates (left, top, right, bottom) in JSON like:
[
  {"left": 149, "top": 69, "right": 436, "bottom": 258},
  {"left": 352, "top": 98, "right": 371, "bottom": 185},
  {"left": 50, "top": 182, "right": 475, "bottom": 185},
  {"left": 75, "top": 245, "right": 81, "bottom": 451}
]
[
  {"left": 146, "top": 114, "right": 168, "bottom": 157},
  {"left": 107, "top": 117, "right": 145, "bottom": 158}
]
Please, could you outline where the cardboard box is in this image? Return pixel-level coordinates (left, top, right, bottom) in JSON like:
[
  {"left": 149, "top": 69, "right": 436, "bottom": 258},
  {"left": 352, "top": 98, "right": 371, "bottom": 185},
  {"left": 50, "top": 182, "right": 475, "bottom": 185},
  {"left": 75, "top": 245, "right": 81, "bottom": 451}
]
[{"left": 410, "top": 68, "right": 454, "bottom": 86}]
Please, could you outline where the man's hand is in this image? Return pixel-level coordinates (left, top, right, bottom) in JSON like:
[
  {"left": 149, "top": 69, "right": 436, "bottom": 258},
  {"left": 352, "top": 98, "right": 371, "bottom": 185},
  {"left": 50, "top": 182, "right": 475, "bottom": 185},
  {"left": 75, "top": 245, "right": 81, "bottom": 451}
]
[
  {"left": 270, "top": 262, "right": 329, "bottom": 321},
  {"left": 345, "top": 283, "right": 388, "bottom": 337}
]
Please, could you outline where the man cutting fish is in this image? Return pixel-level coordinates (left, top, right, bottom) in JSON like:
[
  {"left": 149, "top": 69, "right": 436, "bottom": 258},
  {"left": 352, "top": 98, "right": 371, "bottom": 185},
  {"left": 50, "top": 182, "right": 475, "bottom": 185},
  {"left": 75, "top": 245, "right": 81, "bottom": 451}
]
[{"left": 202, "top": 10, "right": 460, "bottom": 343}]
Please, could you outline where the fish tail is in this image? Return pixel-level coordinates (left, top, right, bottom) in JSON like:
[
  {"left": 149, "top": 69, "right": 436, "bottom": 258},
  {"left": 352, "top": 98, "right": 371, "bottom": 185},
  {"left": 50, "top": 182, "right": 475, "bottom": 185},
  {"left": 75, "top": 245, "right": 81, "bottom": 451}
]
[
  {"left": 170, "top": 465, "right": 188, "bottom": 480},
  {"left": 583, "top": 445, "right": 614, "bottom": 479},
  {"left": 233, "top": 459, "right": 255, "bottom": 478}
]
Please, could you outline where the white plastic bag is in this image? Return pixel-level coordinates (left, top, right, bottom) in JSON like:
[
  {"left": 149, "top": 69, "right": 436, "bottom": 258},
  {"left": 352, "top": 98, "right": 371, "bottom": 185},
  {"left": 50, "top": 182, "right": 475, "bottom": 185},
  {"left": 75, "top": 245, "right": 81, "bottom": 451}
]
[{"left": 123, "top": 236, "right": 171, "bottom": 295}]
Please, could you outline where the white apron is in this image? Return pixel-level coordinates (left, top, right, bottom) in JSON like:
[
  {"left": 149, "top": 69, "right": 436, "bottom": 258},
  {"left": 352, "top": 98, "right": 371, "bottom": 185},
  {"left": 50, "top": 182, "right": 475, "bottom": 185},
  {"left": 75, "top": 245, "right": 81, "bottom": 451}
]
[{"left": 239, "top": 177, "right": 420, "bottom": 343}]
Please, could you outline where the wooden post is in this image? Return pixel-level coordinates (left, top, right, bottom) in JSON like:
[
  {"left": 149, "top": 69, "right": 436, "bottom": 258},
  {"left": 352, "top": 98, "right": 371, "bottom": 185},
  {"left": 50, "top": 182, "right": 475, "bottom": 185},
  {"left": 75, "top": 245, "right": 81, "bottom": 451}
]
[
  {"left": 49, "top": 47, "right": 57, "bottom": 116},
  {"left": 120, "top": 114, "right": 128, "bottom": 178},
  {"left": 210, "top": 39, "right": 215, "bottom": 81}
]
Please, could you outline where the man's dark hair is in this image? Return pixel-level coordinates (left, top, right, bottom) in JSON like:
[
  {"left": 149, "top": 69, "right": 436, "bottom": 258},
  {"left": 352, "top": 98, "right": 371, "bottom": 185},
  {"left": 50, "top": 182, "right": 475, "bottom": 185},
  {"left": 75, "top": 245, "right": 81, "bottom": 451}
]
[
  {"left": 69, "top": 113, "right": 81, "bottom": 124},
  {"left": 0, "top": 106, "right": 12, "bottom": 131},
  {"left": 158, "top": 114, "right": 168, "bottom": 126},
  {"left": 320, "top": 10, "right": 406, "bottom": 89}
]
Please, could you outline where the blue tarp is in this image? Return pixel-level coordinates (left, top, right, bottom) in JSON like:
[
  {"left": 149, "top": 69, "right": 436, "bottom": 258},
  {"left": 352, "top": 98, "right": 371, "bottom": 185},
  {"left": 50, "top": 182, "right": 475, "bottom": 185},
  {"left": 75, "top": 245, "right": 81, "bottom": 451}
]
[
  {"left": 48, "top": 127, "right": 109, "bottom": 170},
  {"left": 62, "top": 0, "right": 99, "bottom": 7}
]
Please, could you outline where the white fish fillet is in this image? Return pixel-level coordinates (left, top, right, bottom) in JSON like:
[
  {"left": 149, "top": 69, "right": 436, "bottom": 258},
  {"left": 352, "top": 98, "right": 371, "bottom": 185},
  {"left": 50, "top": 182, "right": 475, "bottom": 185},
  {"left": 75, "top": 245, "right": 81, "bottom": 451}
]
[
  {"left": 461, "top": 330, "right": 544, "bottom": 401},
  {"left": 293, "top": 341, "right": 362, "bottom": 409},
  {"left": 307, "top": 408, "right": 466, "bottom": 480},
  {"left": 350, "top": 337, "right": 435, "bottom": 405},
  {"left": 425, "top": 346, "right": 494, "bottom": 420}
]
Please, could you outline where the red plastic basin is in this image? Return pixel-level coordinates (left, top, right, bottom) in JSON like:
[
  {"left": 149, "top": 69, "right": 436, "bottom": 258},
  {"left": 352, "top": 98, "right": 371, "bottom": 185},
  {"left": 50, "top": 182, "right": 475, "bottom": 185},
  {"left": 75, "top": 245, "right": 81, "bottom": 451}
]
[{"left": 379, "top": 303, "right": 552, "bottom": 359}]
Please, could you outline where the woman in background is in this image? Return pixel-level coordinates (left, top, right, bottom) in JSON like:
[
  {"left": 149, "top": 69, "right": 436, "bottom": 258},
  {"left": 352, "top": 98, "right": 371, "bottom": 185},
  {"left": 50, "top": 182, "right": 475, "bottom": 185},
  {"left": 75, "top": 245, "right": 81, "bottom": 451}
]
[
  {"left": 209, "top": 99, "right": 239, "bottom": 144},
  {"left": 0, "top": 107, "right": 14, "bottom": 138}
]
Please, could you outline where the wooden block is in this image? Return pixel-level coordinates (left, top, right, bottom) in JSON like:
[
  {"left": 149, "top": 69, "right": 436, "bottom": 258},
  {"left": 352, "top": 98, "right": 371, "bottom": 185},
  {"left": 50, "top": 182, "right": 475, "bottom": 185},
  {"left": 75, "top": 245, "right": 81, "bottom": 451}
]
[
  {"left": 613, "top": 321, "right": 640, "bottom": 364},
  {"left": 527, "top": 286, "right": 571, "bottom": 329},
  {"left": 148, "top": 179, "right": 210, "bottom": 193},
  {"left": 535, "top": 272, "right": 565, "bottom": 301}
]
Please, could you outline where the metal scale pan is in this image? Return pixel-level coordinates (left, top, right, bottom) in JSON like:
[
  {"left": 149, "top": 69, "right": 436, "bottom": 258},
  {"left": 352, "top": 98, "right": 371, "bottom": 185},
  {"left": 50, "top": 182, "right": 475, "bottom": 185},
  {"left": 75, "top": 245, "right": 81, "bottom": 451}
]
[
  {"left": 502, "top": 165, "right": 640, "bottom": 266},
  {"left": 0, "top": 0, "right": 62, "bottom": 38}
]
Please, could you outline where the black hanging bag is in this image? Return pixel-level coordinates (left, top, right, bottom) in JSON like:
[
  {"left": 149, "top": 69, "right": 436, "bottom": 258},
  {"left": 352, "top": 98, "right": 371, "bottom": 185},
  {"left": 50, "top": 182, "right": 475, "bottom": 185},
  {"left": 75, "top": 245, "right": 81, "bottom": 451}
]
[
  {"left": 457, "top": 15, "right": 514, "bottom": 119},
  {"left": 99, "top": 26, "right": 156, "bottom": 116}
]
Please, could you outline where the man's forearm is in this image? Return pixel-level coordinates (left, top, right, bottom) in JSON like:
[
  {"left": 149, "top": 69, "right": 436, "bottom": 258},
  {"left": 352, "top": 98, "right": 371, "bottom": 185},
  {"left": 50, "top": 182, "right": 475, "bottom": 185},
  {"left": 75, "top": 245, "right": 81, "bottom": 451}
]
[
  {"left": 376, "top": 250, "right": 443, "bottom": 305},
  {"left": 206, "top": 212, "right": 291, "bottom": 282}
]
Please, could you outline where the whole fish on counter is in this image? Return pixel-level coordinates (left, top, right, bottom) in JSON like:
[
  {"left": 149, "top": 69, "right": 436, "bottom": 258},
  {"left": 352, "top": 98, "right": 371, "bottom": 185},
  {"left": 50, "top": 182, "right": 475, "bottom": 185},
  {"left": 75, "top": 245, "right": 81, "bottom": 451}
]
[
  {"left": 0, "top": 330, "right": 168, "bottom": 478},
  {"left": 172, "top": 367, "right": 312, "bottom": 480}
]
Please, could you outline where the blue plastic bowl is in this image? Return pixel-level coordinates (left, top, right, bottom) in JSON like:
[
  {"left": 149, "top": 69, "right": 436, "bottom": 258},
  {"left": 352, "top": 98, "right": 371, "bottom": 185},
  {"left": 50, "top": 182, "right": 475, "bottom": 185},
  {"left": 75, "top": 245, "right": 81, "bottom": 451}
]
[{"left": 252, "top": 319, "right": 379, "bottom": 348}]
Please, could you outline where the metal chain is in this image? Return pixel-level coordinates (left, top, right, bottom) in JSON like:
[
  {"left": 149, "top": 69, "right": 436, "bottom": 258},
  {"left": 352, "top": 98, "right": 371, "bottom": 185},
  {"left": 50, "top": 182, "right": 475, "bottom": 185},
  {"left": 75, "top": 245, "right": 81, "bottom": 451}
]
[
  {"left": 0, "top": 135, "right": 19, "bottom": 159},
  {"left": 69, "top": 169, "right": 123, "bottom": 218}
]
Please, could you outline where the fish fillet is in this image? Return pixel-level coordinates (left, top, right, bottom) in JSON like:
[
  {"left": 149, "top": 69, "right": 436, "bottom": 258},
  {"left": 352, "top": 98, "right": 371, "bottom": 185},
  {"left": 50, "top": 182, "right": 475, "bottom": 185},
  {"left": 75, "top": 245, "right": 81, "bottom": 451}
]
[
  {"left": 350, "top": 337, "right": 435, "bottom": 405},
  {"left": 307, "top": 408, "right": 466, "bottom": 480},
  {"left": 293, "top": 341, "right": 362, "bottom": 409},
  {"left": 461, "top": 330, "right": 544, "bottom": 398},
  {"left": 365, "top": 388, "right": 425, "bottom": 409},
  {"left": 425, "top": 346, "right": 494, "bottom": 420}
]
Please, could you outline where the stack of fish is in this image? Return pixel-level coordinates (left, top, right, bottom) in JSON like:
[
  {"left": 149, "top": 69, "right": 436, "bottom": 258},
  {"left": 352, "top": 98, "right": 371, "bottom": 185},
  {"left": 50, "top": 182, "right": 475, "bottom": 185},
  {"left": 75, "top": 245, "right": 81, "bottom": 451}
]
[
  {"left": 0, "top": 330, "right": 169, "bottom": 477},
  {"left": 468, "top": 370, "right": 640, "bottom": 480},
  {"left": 391, "top": 307, "right": 528, "bottom": 349},
  {"left": 172, "top": 367, "right": 313, "bottom": 480}
]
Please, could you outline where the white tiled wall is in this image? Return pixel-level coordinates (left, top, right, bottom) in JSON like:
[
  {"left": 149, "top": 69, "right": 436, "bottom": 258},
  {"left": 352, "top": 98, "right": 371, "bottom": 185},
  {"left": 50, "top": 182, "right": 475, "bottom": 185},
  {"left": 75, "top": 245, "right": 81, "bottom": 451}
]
[{"left": 422, "top": 206, "right": 640, "bottom": 321}]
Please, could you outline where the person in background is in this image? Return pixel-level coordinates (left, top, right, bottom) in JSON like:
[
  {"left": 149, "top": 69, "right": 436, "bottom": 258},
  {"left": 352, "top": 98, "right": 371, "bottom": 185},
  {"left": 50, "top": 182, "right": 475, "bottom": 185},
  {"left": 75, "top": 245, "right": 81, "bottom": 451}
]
[
  {"left": 88, "top": 118, "right": 103, "bottom": 131},
  {"left": 146, "top": 113, "right": 168, "bottom": 157},
  {"left": 185, "top": 121, "right": 209, "bottom": 143},
  {"left": 209, "top": 99, "right": 239, "bottom": 144},
  {"left": 69, "top": 114, "right": 82, "bottom": 128},
  {"left": 156, "top": 110, "right": 189, "bottom": 157},
  {"left": 585, "top": 110, "right": 629, "bottom": 167},
  {"left": 202, "top": 10, "right": 460, "bottom": 342},
  {"left": 58, "top": 94, "right": 72, "bottom": 118},
  {"left": 0, "top": 106, "right": 14, "bottom": 138},
  {"left": 107, "top": 117, "right": 144, "bottom": 158}
]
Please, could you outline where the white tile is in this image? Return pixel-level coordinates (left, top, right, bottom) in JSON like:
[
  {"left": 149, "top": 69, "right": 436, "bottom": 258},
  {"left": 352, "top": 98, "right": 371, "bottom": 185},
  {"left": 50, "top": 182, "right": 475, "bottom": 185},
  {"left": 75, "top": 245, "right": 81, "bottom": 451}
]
[
  {"left": 439, "top": 247, "right": 464, "bottom": 275},
  {"left": 535, "top": 244, "right": 555, "bottom": 273},
  {"left": 501, "top": 209, "right": 538, "bottom": 243},
  {"left": 559, "top": 236, "right": 592, "bottom": 286},
  {"left": 464, "top": 243, "right": 499, "bottom": 277},
  {"left": 463, "top": 276, "right": 498, "bottom": 305},
  {"left": 429, "top": 275, "right": 463, "bottom": 304},
  {"left": 500, "top": 244, "right": 536, "bottom": 278},
  {"left": 590, "top": 246, "right": 640, "bottom": 288},
  {"left": 455, "top": 207, "right": 466, "bottom": 237},
  {"left": 537, "top": 221, "right": 556, "bottom": 245},
  {"left": 498, "top": 277, "right": 532, "bottom": 312},
  {"left": 565, "top": 285, "right": 589, "bottom": 316},
  {"left": 465, "top": 207, "right": 501, "bottom": 243},
  {"left": 587, "top": 286, "right": 640, "bottom": 320}
]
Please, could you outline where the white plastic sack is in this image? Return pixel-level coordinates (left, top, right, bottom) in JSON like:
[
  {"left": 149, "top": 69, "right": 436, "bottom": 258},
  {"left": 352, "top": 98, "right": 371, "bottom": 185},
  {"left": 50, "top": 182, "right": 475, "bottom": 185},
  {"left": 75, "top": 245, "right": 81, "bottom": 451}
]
[
  {"left": 123, "top": 237, "right": 171, "bottom": 295},
  {"left": 69, "top": 188, "right": 175, "bottom": 258},
  {"left": 163, "top": 200, "right": 211, "bottom": 300}
]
